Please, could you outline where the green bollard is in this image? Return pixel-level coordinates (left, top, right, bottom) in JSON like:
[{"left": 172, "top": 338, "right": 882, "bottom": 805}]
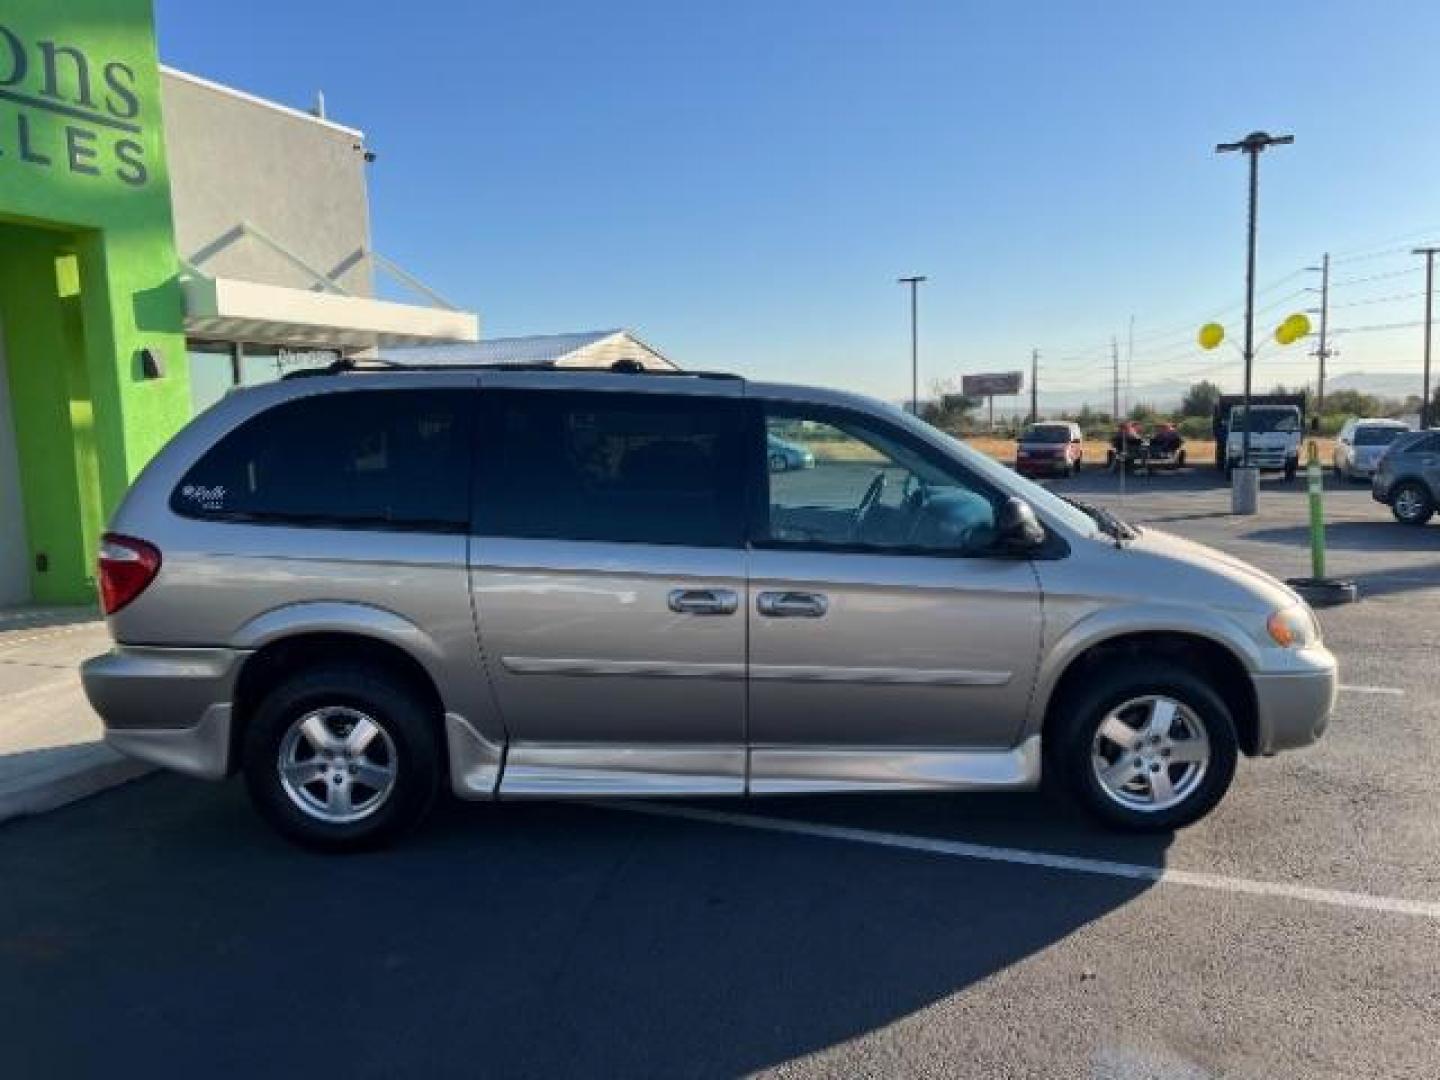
[
  {"left": 1306, "top": 441, "right": 1326, "bottom": 580},
  {"left": 1285, "top": 440, "right": 1357, "bottom": 606}
]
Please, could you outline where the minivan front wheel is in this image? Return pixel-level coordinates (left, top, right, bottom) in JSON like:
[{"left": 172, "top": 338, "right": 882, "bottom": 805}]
[
  {"left": 1050, "top": 662, "right": 1238, "bottom": 832},
  {"left": 243, "top": 665, "right": 441, "bottom": 851}
]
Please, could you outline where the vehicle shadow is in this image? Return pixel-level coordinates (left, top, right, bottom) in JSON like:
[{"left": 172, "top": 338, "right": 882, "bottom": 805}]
[
  {"left": 1245, "top": 521, "right": 1440, "bottom": 553},
  {"left": 0, "top": 777, "right": 1172, "bottom": 1078}
]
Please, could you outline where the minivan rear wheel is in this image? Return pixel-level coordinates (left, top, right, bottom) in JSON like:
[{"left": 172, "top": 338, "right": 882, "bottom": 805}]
[
  {"left": 1049, "top": 661, "right": 1238, "bottom": 832},
  {"left": 242, "top": 664, "right": 441, "bottom": 851}
]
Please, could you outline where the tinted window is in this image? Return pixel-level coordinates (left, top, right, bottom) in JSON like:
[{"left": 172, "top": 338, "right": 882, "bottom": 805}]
[
  {"left": 762, "top": 406, "right": 1000, "bottom": 554},
  {"left": 1021, "top": 425, "right": 1071, "bottom": 443},
  {"left": 173, "top": 390, "right": 470, "bottom": 531},
  {"left": 478, "top": 391, "right": 745, "bottom": 547},
  {"left": 1404, "top": 433, "right": 1440, "bottom": 454},
  {"left": 1354, "top": 426, "right": 1406, "bottom": 447}
]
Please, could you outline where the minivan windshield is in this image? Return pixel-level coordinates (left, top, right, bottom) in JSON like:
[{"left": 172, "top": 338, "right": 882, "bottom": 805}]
[
  {"left": 1230, "top": 407, "right": 1300, "bottom": 434},
  {"left": 1354, "top": 425, "right": 1406, "bottom": 447},
  {"left": 1021, "top": 425, "right": 1071, "bottom": 444}
]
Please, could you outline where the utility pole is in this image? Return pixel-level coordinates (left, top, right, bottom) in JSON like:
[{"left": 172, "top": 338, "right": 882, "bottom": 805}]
[
  {"left": 1415, "top": 247, "right": 1438, "bottom": 429},
  {"left": 897, "top": 276, "right": 927, "bottom": 417},
  {"left": 1030, "top": 348, "right": 1039, "bottom": 422},
  {"left": 1110, "top": 337, "right": 1120, "bottom": 420},
  {"left": 1311, "top": 253, "right": 1331, "bottom": 417},
  {"left": 1216, "top": 130, "right": 1294, "bottom": 512}
]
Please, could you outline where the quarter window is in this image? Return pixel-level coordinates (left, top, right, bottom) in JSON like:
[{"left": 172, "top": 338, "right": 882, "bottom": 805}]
[
  {"left": 761, "top": 407, "right": 1000, "bottom": 554},
  {"left": 477, "top": 391, "right": 746, "bottom": 547},
  {"left": 172, "top": 389, "right": 471, "bottom": 531}
]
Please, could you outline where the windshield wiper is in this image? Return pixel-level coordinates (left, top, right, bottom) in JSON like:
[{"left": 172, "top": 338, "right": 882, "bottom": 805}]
[{"left": 1062, "top": 497, "right": 1138, "bottom": 547}]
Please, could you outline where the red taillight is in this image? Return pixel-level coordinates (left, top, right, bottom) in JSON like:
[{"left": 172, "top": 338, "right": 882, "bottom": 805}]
[{"left": 97, "top": 533, "right": 162, "bottom": 615}]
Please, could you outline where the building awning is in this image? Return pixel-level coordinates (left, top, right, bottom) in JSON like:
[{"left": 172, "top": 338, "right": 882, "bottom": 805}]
[{"left": 182, "top": 275, "right": 479, "bottom": 350}]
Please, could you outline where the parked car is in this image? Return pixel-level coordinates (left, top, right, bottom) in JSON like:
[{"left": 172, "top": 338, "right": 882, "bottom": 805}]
[
  {"left": 81, "top": 364, "right": 1337, "bottom": 850},
  {"left": 1015, "top": 421, "right": 1083, "bottom": 477},
  {"left": 767, "top": 433, "right": 816, "bottom": 472},
  {"left": 1372, "top": 428, "right": 1440, "bottom": 524},
  {"left": 1333, "top": 417, "right": 1410, "bottom": 481}
]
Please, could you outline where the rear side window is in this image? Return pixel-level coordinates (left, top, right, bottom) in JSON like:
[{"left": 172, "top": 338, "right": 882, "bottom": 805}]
[
  {"left": 172, "top": 389, "right": 471, "bottom": 531},
  {"left": 476, "top": 391, "right": 745, "bottom": 547},
  {"left": 1354, "top": 426, "right": 1405, "bottom": 447}
]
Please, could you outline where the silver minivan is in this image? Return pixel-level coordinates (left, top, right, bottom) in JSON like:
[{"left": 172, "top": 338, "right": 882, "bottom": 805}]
[{"left": 81, "top": 365, "right": 1337, "bottom": 850}]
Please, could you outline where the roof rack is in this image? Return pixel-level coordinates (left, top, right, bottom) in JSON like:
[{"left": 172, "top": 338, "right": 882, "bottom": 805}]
[{"left": 282, "top": 358, "right": 741, "bottom": 380}]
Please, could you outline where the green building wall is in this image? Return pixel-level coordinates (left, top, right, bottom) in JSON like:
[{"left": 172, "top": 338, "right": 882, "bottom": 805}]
[{"left": 0, "top": 0, "right": 190, "bottom": 602}]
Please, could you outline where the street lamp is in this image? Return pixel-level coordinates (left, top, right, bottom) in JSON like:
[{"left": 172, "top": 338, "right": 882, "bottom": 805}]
[
  {"left": 1216, "top": 130, "right": 1293, "bottom": 514},
  {"left": 1414, "top": 247, "right": 1438, "bottom": 429},
  {"left": 897, "top": 275, "right": 926, "bottom": 417}
]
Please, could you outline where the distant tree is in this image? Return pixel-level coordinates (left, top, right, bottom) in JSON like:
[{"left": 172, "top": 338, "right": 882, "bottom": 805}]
[
  {"left": 1180, "top": 379, "right": 1222, "bottom": 417},
  {"left": 920, "top": 378, "right": 979, "bottom": 431},
  {"left": 1128, "top": 401, "right": 1158, "bottom": 423},
  {"left": 1319, "top": 388, "right": 1378, "bottom": 418}
]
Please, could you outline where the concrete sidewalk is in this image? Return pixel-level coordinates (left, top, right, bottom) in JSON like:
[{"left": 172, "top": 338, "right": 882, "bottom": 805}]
[{"left": 0, "top": 607, "right": 149, "bottom": 822}]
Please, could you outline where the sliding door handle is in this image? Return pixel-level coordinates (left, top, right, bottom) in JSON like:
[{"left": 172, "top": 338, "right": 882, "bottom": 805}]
[
  {"left": 668, "top": 589, "right": 739, "bottom": 616},
  {"left": 756, "top": 591, "right": 829, "bottom": 618}
]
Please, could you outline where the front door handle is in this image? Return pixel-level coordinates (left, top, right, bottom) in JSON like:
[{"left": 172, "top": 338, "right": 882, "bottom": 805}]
[
  {"left": 756, "top": 591, "right": 829, "bottom": 618},
  {"left": 667, "top": 588, "right": 739, "bottom": 616}
]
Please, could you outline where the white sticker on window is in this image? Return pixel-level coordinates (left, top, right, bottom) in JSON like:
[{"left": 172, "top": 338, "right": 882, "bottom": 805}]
[{"left": 180, "top": 484, "right": 227, "bottom": 512}]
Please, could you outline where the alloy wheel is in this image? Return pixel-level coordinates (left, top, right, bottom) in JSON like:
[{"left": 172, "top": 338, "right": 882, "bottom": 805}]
[
  {"left": 1394, "top": 486, "right": 1427, "bottom": 522},
  {"left": 277, "top": 706, "right": 399, "bottom": 824},
  {"left": 1090, "top": 695, "right": 1210, "bottom": 813}
]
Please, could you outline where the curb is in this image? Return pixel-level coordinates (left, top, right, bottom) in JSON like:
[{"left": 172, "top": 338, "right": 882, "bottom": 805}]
[{"left": 0, "top": 744, "right": 153, "bottom": 826}]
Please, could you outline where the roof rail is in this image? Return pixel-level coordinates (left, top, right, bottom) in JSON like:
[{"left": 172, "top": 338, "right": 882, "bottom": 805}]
[
  {"left": 283, "top": 358, "right": 741, "bottom": 381},
  {"left": 280, "top": 357, "right": 406, "bottom": 380}
]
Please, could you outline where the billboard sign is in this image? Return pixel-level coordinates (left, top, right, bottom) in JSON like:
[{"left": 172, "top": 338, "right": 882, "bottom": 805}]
[{"left": 961, "top": 371, "right": 1024, "bottom": 397}]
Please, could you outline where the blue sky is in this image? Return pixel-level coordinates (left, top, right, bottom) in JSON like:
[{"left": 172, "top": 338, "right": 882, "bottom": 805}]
[{"left": 157, "top": 1, "right": 1440, "bottom": 406}]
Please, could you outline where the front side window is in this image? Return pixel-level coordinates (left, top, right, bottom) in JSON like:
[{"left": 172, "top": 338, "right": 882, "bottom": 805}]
[
  {"left": 761, "top": 406, "right": 999, "bottom": 554},
  {"left": 172, "top": 389, "right": 470, "bottom": 531},
  {"left": 477, "top": 391, "right": 745, "bottom": 547}
]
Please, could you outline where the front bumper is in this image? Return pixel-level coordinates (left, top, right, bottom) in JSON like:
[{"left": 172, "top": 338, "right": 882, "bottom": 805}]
[
  {"left": 1250, "top": 645, "right": 1337, "bottom": 755},
  {"left": 81, "top": 646, "right": 244, "bottom": 780}
]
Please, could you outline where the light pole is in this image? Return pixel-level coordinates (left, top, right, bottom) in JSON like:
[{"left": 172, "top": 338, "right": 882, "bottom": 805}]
[
  {"left": 1415, "top": 247, "right": 1438, "bottom": 429},
  {"left": 1216, "top": 130, "right": 1293, "bottom": 513},
  {"left": 897, "top": 275, "right": 926, "bottom": 417}
]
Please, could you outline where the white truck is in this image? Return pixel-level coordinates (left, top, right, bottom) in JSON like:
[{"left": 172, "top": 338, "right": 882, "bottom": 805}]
[{"left": 1224, "top": 402, "right": 1304, "bottom": 480}]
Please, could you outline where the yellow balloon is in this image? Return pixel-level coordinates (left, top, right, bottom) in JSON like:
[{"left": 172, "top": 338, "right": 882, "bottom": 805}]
[
  {"left": 1198, "top": 322, "right": 1225, "bottom": 350},
  {"left": 1284, "top": 312, "right": 1312, "bottom": 339},
  {"left": 1275, "top": 323, "right": 1297, "bottom": 345}
]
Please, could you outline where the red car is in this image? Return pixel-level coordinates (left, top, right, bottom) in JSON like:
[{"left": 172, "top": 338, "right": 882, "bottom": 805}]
[{"left": 1015, "top": 421, "right": 1083, "bottom": 477}]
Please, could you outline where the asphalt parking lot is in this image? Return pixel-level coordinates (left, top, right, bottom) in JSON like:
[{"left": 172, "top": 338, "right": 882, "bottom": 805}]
[{"left": 1, "top": 465, "right": 1436, "bottom": 1079}]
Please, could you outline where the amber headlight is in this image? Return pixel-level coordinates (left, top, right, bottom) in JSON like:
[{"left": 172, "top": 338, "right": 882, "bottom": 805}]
[{"left": 1267, "top": 605, "right": 1319, "bottom": 648}]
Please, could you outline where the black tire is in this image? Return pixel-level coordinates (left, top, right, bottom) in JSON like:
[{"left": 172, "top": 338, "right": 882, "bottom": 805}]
[
  {"left": 242, "top": 664, "right": 442, "bottom": 851},
  {"left": 1391, "top": 481, "right": 1436, "bottom": 526},
  {"left": 1047, "top": 660, "right": 1239, "bottom": 832},
  {"left": 1283, "top": 459, "right": 1298, "bottom": 482}
]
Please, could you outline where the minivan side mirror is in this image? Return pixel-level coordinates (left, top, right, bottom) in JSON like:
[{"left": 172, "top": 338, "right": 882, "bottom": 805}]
[{"left": 996, "top": 496, "right": 1046, "bottom": 553}]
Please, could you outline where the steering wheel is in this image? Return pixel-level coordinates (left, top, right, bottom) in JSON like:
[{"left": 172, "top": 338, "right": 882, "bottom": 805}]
[{"left": 852, "top": 471, "right": 888, "bottom": 541}]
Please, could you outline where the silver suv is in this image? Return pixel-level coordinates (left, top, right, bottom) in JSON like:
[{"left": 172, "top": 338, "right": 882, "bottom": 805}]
[{"left": 81, "top": 366, "right": 1337, "bottom": 849}]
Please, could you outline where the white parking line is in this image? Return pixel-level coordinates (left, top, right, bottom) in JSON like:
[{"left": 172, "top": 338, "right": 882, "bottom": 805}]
[
  {"left": 1338, "top": 684, "right": 1406, "bottom": 696},
  {"left": 607, "top": 801, "right": 1440, "bottom": 921}
]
